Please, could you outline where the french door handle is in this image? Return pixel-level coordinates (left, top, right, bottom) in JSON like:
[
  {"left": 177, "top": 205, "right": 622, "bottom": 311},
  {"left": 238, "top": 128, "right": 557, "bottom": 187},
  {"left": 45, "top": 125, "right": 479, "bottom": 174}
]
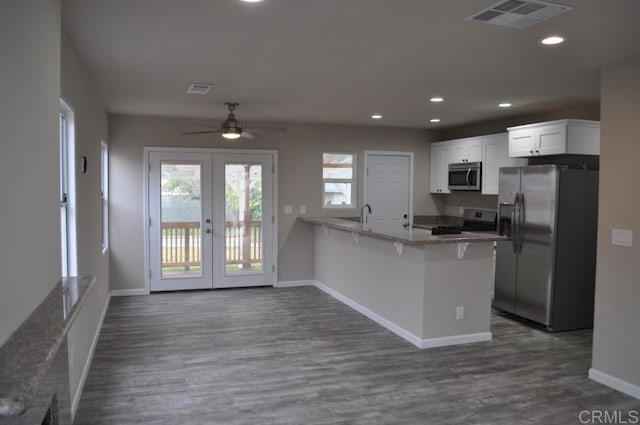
[{"left": 205, "top": 228, "right": 211, "bottom": 234}]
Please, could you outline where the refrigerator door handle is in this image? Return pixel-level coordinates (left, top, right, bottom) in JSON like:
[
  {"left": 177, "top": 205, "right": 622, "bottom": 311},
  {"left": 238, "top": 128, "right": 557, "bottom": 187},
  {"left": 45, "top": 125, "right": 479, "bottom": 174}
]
[
  {"left": 517, "top": 193, "right": 525, "bottom": 254},
  {"left": 511, "top": 193, "right": 519, "bottom": 254}
]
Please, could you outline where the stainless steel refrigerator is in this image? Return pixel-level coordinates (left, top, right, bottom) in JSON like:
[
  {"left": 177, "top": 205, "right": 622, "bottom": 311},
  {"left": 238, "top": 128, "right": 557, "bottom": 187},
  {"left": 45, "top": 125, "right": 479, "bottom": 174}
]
[{"left": 494, "top": 165, "right": 598, "bottom": 331}]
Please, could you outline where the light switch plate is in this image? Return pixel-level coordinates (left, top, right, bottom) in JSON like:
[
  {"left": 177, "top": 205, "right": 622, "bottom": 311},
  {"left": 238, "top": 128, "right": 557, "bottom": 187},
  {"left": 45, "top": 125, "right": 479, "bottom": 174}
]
[
  {"left": 299, "top": 205, "right": 306, "bottom": 214},
  {"left": 612, "top": 228, "right": 633, "bottom": 247},
  {"left": 284, "top": 205, "right": 293, "bottom": 214}
]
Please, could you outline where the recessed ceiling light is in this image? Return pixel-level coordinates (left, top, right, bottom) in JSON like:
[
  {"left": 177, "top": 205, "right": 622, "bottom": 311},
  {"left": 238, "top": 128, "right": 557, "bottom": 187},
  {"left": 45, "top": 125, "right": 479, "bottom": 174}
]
[
  {"left": 430, "top": 97, "right": 444, "bottom": 103},
  {"left": 498, "top": 103, "right": 512, "bottom": 108},
  {"left": 371, "top": 114, "right": 383, "bottom": 119},
  {"left": 430, "top": 118, "right": 441, "bottom": 123},
  {"left": 541, "top": 36, "right": 564, "bottom": 45}
]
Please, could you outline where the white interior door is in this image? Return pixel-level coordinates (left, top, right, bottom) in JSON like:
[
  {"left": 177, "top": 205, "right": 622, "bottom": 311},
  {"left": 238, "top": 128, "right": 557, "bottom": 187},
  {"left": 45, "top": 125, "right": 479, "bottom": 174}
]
[
  {"left": 148, "top": 150, "right": 275, "bottom": 292},
  {"left": 364, "top": 151, "right": 413, "bottom": 229}
]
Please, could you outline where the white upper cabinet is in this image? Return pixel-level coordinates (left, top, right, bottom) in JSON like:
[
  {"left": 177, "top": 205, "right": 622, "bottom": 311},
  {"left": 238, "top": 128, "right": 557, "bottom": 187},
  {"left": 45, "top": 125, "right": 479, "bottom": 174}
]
[
  {"left": 481, "top": 133, "right": 526, "bottom": 195},
  {"left": 450, "top": 137, "right": 482, "bottom": 163},
  {"left": 508, "top": 119, "right": 600, "bottom": 158},
  {"left": 430, "top": 142, "right": 451, "bottom": 194}
]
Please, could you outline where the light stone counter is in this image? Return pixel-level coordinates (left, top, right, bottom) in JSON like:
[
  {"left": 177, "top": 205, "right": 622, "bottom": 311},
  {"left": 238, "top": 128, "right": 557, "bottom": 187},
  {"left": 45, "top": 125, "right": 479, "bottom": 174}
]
[
  {"left": 299, "top": 217, "right": 506, "bottom": 245},
  {"left": 0, "top": 276, "right": 95, "bottom": 419}
]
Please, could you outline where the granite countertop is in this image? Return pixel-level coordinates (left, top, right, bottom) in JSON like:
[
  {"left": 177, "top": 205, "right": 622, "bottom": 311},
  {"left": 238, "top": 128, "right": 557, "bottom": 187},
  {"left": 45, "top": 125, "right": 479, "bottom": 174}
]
[
  {"left": 0, "top": 276, "right": 95, "bottom": 417},
  {"left": 299, "top": 217, "right": 507, "bottom": 245}
]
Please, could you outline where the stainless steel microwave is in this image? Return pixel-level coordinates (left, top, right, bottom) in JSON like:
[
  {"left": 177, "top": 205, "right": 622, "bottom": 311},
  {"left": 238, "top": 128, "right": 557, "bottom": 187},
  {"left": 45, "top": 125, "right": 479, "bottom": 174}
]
[{"left": 448, "top": 162, "right": 482, "bottom": 191}]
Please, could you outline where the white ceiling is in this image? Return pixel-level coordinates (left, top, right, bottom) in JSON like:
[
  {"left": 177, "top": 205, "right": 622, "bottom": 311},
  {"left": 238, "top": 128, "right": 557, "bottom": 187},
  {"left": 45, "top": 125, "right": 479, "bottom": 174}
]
[{"left": 61, "top": 0, "right": 640, "bottom": 129}]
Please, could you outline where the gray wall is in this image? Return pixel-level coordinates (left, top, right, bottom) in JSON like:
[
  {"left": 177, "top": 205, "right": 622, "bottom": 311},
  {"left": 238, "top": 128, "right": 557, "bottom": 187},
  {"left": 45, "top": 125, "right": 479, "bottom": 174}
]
[
  {"left": 591, "top": 56, "right": 640, "bottom": 389},
  {"left": 436, "top": 103, "right": 600, "bottom": 140},
  {"left": 60, "top": 32, "right": 111, "bottom": 410},
  {"left": 0, "top": 0, "right": 62, "bottom": 346},
  {"left": 109, "top": 115, "right": 438, "bottom": 289}
]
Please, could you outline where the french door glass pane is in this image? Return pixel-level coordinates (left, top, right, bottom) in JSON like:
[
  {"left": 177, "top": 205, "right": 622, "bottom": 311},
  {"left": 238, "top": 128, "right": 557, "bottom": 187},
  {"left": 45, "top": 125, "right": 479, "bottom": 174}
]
[
  {"left": 225, "top": 164, "right": 263, "bottom": 275},
  {"left": 160, "top": 162, "right": 202, "bottom": 278}
]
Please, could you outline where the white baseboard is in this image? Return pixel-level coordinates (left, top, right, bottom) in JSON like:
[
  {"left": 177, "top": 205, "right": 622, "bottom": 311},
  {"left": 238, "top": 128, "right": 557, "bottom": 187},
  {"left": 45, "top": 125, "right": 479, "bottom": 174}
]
[
  {"left": 70, "top": 293, "right": 111, "bottom": 420},
  {"left": 589, "top": 368, "right": 640, "bottom": 400},
  {"left": 419, "top": 332, "right": 492, "bottom": 349},
  {"left": 314, "top": 280, "right": 491, "bottom": 350},
  {"left": 314, "top": 280, "right": 424, "bottom": 348},
  {"left": 111, "top": 288, "right": 149, "bottom": 297},
  {"left": 275, "top": 280, "right": 315, "bottom": 288}
]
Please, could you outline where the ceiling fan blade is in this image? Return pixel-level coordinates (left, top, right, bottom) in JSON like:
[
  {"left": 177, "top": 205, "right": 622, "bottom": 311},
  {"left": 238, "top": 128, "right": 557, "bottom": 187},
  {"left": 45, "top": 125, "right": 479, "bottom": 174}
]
[
  {"left": 241, "top": 132, "right": 255, "bottom": 139},
  {"left": 244, "top": 126, "right": 287, "bottom": 133},
  {"left": 180, "top": 130, "right": 221, "bottom": 135},
  {"left": 195, "top": 122, "right": 220, "bottom": 129}
]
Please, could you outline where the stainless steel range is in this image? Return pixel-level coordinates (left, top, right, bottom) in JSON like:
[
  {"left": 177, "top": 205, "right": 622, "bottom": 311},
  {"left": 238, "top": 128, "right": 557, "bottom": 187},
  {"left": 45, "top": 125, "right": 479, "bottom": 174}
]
[{"left": 430, "top": 209, "right": 497, "bottom": 235}]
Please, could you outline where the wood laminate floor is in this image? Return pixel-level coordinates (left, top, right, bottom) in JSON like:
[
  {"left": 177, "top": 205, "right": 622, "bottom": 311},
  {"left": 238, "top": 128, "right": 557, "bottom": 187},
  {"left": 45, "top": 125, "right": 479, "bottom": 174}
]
[{"left": 74, "top": 287, "right": 639, "bottom": 425}]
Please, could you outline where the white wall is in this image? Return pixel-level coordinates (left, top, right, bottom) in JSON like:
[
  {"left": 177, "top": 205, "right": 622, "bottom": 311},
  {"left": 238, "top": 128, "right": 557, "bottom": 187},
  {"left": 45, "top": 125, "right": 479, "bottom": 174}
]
[
  {"left": 591, "top": 56, "right": 640, "bottom": 397},
  {"left": 108, "top": 115, "right": 438, "bottom": 290},
  {"left": 0, "top": 0, "right": 62, "bottom": 346},
  {"left": 60, "top": 32, "right": 110, "bottom": 412}
]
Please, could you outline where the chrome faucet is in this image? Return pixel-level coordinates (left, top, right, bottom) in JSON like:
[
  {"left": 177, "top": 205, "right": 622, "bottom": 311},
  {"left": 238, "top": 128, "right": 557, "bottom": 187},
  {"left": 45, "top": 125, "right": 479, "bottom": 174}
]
[{"left": 361, "top": 204, "right": 372, "bottom": 224}]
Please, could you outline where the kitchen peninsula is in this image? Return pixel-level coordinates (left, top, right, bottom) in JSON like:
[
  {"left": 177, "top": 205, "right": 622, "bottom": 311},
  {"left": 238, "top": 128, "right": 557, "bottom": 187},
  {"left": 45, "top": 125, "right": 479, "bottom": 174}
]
[{"left": 300, "top": 217, "right": 505, "bottom": 349}]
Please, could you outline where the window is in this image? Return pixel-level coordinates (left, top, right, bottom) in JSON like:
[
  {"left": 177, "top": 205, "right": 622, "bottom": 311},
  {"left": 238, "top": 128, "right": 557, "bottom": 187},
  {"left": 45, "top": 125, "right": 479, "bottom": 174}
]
[
  {"left": 101, "top": 141, "right": 109, "bottom": 253},
  {"left": 59, "top": 99, "right": 77, "bottom": 277},
  {"left": 322, "top": 152, "right": 356, "bottom": 208}
]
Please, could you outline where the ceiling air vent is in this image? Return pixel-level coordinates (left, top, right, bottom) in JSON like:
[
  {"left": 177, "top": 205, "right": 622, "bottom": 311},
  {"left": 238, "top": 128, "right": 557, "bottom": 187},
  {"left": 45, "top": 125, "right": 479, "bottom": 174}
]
[
  {"left": 466, "top": 0, "right": 572, "bottom": 29},
  {"left": 187, "top": 83, "right": 212, "bottom": 95}
]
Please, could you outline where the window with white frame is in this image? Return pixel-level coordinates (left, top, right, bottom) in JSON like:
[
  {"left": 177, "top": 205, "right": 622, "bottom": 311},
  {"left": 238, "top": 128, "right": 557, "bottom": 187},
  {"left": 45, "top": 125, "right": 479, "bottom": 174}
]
[
  {"left": 101, "top": 141, "right": 109, "bottom": 253},
  {"left": 322, "top": 152, "right": 356, "bottom": 208},
  {"left": 59, "top": 99, "right": 77, "bottom": 277}
]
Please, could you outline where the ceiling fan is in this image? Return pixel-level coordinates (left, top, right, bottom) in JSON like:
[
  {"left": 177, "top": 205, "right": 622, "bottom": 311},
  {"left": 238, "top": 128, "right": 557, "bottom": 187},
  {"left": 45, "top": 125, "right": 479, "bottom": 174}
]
[{"left": 181, "top": 102, "right": 285, "bottom": 140}]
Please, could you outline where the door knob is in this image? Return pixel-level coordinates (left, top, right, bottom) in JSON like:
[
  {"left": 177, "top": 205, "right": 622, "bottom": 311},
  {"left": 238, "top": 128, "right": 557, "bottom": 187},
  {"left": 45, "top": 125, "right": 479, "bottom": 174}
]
[{"left": 205, "top": 218, "right": 211, "bottom": 224}]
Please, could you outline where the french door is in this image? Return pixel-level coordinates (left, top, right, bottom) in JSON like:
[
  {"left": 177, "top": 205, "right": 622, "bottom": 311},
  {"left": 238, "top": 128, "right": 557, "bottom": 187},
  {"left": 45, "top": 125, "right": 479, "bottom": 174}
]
[{"left": 148, "top": 150, "right": 275, "bottom": 291}]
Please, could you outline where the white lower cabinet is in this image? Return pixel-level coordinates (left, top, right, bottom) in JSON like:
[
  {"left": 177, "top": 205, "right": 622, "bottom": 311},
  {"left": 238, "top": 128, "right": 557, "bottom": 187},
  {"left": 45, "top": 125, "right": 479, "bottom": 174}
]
[{"left": 481, "top": 133, "right": 526, "bottom": 195}]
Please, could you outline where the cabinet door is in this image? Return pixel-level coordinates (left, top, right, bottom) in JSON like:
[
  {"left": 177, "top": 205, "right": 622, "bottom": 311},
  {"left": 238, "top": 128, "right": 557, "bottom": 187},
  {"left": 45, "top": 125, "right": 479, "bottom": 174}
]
[
  {"left": 508, "top": 129, "right": 535, "bottom": 157},
  {"left": 430, "top": 144, "right": 450, "bottom": 194},
  {"left": 467, "top": 142, "right": 482, "bottom": 162},
  {"left": 451, "top": 143, "right": 468, "bottom": 163},
  {"left": 451, "top": 138, "right": 482, "bottom": 163},
  {"left": 481, "top": 134, "right": 507, "bottom": 195},
  {"left": 536, "top": 125, "right": 567, "bottom": 155},
  {"left": 482, "top": 134, "right": 526, "bottom": 195}
]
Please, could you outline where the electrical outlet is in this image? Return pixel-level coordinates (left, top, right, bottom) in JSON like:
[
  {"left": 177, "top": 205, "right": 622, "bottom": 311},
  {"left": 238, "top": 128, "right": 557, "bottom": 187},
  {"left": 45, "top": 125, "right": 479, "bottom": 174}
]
[
  {"left": 612, "top": 228, "right": 633, "bottom": 247},
  {"left": 284, "top": 205, "right": 293, "bottom": 215},
  {"left": 456, "top": 306, "right": 465, "bottom": 320}
]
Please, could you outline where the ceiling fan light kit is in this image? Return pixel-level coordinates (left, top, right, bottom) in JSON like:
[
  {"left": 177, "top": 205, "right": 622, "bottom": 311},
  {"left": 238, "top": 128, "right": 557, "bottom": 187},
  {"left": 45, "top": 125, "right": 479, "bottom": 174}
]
[
  {"left": 181, "top": 102, "right": 285, "bottom": 140},
  {"left": 221, "top": 102, "right": 242, "bottom": 139}
]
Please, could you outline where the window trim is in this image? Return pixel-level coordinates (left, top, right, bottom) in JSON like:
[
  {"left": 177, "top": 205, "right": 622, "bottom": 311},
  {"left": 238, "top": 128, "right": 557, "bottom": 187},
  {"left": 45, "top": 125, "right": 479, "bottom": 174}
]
[
  {"left": 60, "top": 98, "right": 77, "bottom": 277},
  {"left": 322, "top": 152, "right": 357, "bottom": 209},
  {"left": 101, "top": 141, "right": 109, "bottom": 254}
]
